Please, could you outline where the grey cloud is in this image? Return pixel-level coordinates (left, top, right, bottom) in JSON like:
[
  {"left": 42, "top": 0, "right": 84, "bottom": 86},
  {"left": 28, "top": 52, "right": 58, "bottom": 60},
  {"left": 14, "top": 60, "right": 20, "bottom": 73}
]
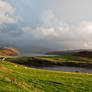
[{"left": 0, "top": 24, "right": 23, "bottom": 36}]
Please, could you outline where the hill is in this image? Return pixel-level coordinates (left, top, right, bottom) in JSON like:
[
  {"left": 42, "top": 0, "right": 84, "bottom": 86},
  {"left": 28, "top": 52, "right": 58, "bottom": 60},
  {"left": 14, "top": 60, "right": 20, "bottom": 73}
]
[
  {"left": 0, "top": 47, "right": 20, "bottom": 56},
  {"left": 45, "top": 50, "right": 82, "bottom": 55},
  {"left": 0, "top": 60, "right": 91, "bottom": 92},
  {"left": 45, "top": 49, "right": 92, "bottom": 56},
  {"left": 73, "top": 50, "right": 92, "bottom": 58}
]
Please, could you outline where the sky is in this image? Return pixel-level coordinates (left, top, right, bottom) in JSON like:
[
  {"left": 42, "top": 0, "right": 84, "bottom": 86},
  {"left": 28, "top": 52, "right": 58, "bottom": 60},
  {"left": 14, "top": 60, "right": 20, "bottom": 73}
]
[{"left": 0, "top": 0, "right": 92, "bottom": 52}]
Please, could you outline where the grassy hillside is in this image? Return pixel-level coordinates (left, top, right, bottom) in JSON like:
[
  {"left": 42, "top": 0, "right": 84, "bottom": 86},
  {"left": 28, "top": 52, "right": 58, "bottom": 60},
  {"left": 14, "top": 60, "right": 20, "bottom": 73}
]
[
  {"left": 7, "top": 55, "right": 92, "bottom": 68},
  {"left": 0, "top": 60, "right": 92, "bottom": 92}
]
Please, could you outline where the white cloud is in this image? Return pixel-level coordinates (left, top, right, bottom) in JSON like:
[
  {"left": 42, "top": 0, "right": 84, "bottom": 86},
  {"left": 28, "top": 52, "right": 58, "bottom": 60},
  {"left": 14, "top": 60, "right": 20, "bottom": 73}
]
[
  {"left": 21, "top": 10, "right": 92, "bottom": 50},
  {"left": 0, "top": 0, "right": 20, "bottom": 30},
  {"left": 74, "top": 21, "right": 92, "bottom": 41},
  {"left": 1, "top": 6, "right": 92, "bottom": 51}
]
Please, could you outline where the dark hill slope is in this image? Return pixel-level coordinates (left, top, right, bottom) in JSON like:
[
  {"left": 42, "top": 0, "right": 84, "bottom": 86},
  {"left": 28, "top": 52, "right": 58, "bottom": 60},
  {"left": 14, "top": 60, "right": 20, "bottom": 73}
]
[{"left": 73, "top": 51, "right": 92, "bottom": 58}]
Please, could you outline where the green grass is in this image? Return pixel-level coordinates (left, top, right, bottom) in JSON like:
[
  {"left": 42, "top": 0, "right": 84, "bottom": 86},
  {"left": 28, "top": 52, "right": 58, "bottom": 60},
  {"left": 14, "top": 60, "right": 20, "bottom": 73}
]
[
  {"left": 38, "top": 55, "right": 92, "bottom": 63},
  {"left": 0, "top": 60, "right": 92, "bottom": 92},
  {"left": 6, "top": 55, "right": 92, "bottom": 68}
]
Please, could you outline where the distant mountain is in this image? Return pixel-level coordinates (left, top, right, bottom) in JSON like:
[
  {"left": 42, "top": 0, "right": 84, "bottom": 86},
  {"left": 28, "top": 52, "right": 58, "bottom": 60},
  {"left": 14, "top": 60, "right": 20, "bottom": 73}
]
[
  {"left": 45, "top": 49, "right": 92, "bottom": 55},
  {"left": 73, "top": 50, "right": 92, "bottom": 58},
  {"left": 0, "top": 47, "right": 20, "bottom": 56}
]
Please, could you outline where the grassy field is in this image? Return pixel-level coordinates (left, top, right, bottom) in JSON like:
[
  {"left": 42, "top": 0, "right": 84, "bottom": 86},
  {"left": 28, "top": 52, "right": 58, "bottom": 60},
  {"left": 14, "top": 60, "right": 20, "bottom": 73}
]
[
  {"left": 39, "top": 55, "right": 92, "bottom": 63},
  {"left": 0, "top": 60, "right": 92, "bottom": 92},
  {"left": 7, "top": 55, "right": 92, "bottom": 68}
]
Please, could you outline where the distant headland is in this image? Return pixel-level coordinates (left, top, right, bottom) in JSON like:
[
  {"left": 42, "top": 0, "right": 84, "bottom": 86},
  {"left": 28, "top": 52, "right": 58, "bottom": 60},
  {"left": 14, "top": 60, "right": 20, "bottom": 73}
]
[{"left": 0, "top": 47, "right": 20, "bottom": 56}]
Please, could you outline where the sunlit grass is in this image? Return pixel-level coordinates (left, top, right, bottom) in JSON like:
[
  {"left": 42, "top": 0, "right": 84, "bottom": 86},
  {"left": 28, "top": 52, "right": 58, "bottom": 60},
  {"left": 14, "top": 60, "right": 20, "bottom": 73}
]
[
  {"left": 39, "top": 55, "right": 92, "bottom": 63},
  {"left": 0, "top": 61, "right": 91, "bottom": 92}
]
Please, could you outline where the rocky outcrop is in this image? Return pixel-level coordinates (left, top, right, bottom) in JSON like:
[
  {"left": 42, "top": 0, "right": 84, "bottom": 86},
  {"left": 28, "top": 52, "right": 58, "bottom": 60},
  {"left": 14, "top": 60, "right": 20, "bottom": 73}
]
[{"left": 0, "top": 47, "right": 20, "bottom": 56}]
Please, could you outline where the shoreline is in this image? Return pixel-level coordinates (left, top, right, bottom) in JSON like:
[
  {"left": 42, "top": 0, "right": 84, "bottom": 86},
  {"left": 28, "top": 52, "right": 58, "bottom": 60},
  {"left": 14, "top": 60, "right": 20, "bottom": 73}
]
[{"left": 29, "top": 66, "right": 92, "bottom": 74}]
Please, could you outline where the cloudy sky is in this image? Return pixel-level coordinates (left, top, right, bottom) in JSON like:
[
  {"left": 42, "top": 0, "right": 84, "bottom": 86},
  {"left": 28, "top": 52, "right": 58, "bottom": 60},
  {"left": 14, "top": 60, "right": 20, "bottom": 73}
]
[{"left": 0, "top": 0, "right": 92, "bottom": 52}]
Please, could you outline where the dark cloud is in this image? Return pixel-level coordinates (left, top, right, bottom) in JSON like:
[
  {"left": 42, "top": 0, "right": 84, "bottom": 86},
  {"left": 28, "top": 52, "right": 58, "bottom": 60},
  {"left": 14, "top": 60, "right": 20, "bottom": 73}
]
[{"left": 0, "top": 24, "right": 23, "bottom": 36}]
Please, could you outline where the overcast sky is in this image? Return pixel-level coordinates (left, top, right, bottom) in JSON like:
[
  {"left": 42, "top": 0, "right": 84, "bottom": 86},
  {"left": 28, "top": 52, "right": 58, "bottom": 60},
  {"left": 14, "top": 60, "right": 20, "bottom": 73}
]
[{"left": 0, "top": 0, "right": 92, "bottom": 51}]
